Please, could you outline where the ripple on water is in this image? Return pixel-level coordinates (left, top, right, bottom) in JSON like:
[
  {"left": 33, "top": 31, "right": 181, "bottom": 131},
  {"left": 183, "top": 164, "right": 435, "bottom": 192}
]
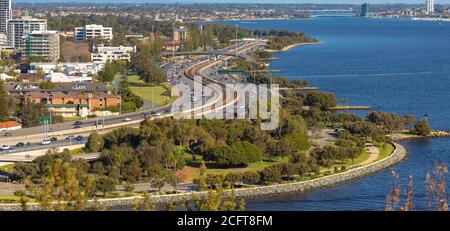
[{"left": 219, "top": 18, "right": 450, "bottom": 211}]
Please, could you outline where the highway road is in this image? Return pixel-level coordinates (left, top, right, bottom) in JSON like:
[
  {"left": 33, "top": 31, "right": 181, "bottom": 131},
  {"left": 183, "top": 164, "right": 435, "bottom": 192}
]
[{"left": 0, "top": 135, "right": 88, "bottom": 155}]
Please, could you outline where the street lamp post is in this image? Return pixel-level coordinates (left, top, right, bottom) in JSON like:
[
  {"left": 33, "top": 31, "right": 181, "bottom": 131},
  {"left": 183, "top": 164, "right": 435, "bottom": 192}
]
[
  {"left": 235, "top": 24, "right": 238, "bottom": 59},
  {"left": 172, "top": 22, "right": 176, "bottom": 60},
  {"left": 119, "top": 90, "right": 122, "bottom": 115}
]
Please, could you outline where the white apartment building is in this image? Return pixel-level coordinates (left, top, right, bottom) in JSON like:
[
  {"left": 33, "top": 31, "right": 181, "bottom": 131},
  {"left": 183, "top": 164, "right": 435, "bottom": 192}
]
[
  {"left": 25, "top": 30, "right": 60, "bottom": 62},
  {"left": 74, "top": 24, "right": 113, "bottom": 43},
  {"left": 7, "top": 16, "right": 47, "bottom": 50},
  {"left": 0, "top": 0, "right": 11, "bottom": 35},
  {"left": 91, "top": 45, "right": 136, "bottom": 63},
  {"left": 426, "top": 0, "right": 435, "bottom": 14},
  {"left": 0, "top": 32, "right": 7, "bottom": 46},
  {"left": 44, "top": 72, "right": 92, "bottom": 83},
  {"left": 29, "top": 62, "right": 105, "bottom": 76}
]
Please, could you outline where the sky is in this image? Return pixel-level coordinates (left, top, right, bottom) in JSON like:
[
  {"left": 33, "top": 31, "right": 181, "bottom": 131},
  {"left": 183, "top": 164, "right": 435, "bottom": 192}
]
[{"left": 12, "top": 0, "right": 450, "bottom": 4}]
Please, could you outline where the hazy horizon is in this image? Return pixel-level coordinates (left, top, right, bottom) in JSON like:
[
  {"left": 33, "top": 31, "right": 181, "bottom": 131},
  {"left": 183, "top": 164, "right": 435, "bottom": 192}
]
[{"left": 11, "top": 0, "right": 450, "bottom": 5}]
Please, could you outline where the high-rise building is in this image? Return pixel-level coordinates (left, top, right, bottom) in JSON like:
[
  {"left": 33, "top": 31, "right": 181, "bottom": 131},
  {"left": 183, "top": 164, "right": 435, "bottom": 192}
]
[
  {"left": 426, "top": 0, "right": 435, "bottom": 14},
  {"left": 25, "top": 30, "right": 60, "bottom": 62},
  {"left": 7, "top": 16, "right": 47, "bottom": 50},
  {"left": 173, "top": 27, "right": 189, "bottom": 43},
  {"left": 0, "top": 0, "right": 11, "bottom": 35},
  {"left": 360, "top": 3, "right": 369, "bottom": 17},
  {"left": 74, "top": 24, "right": 113, "bottom": 43}
]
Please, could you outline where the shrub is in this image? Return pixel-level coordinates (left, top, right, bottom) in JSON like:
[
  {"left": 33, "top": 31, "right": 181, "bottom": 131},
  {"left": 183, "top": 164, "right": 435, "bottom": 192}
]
[
  {"left": 260, "top": 165, "right": 282, "bottom": 184},
  {"left": 242, "top": 171, "right": 260, "bottom": 185}
]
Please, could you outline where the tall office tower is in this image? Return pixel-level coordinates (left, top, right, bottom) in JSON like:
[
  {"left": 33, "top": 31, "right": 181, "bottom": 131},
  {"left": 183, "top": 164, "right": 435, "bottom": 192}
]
[
  {"left": 426, "top": 0, "right": 435, "bottom": 14},
  {"left": 0, "top": 0, "right": 12, "bottom": 35},
  {"left": 360, "top": 3, "right": 369, "bottom": 17},
  {"left": 7, "top": 16, "right": 47, "bottom": 50}
]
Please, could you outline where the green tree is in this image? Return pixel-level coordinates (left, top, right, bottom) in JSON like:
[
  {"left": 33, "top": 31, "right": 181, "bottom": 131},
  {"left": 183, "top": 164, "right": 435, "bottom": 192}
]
[
  {"left": 203, "top": 142, "right": 263, "bottom": 167},
  {"left": 39, "top": 81, "right": 55, "bottom": 90},
  {"left": 366, "top": 111, "right": 403, "bottom": 133},
  {"left": 24, "top": 159, "right": 95, "bottom": 211},
  {"left": 97, "top": 61, "right": 126, "bottom": 82},
  {"left": 95, "top": 176, "right": 117, "bottom": 197},
  {"left": 130, "top": 38, "right": 165, "bottom": 84},
  {"left": 12, "top": 162, "right": 37, "bottom": 182},
  {"left": 132, "top": 193, "right": 155, "bottom": 211},
  {"left": 117, "top": 78, "right": 144, "bottom": 110},
  {"left": 187, "top": 185, "right": 245, "bottom": 211},
  {"left": 402, "top": 115, "right": 416, "bottom": 132},
  {"left": 197, "top": 161, "right": 208, "bottom": 191},
  {"left": 260, "top": 165, "right": 282, "bottom": 184},
  {"left": 17, "top": 99, "right": 49, "bottom": 127},
  {"left": 412, "top": 119, "right": 431, "bottom": 136},
  {"left": 304, "top": 92, "right": 337, "bottom": 110},
  {"left": 0, "top": 80, "right": 8, "bottom": 122},
  {"left": 242, "top": 171, "right": 260, "bottom": 185},
  {"left": 150, "top": 170, "right": 166, "bottom": 192}
]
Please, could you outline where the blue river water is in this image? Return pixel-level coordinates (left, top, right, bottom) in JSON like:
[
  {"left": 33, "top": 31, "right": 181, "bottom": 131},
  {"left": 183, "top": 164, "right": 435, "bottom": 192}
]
[{"left": 220, "top": 17, "right": 450, "bottom": 211}]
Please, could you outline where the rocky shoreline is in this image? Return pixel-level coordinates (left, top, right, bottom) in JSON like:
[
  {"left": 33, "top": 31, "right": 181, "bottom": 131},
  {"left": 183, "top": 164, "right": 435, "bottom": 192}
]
[
  {"left": 389, "top": 131, "right": 450, "bottom": 141},
  {"left": 265, "top": 42, "right": 320, "bottom": 53},
  {"left": 0, "top": 142, "right": 407, "bottom": 211}
]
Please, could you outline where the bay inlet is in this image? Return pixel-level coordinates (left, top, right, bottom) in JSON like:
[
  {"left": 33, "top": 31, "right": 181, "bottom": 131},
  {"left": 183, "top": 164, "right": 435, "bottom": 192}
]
[{"left": 220, "top": 17, "right": 450, "bottom": 211}]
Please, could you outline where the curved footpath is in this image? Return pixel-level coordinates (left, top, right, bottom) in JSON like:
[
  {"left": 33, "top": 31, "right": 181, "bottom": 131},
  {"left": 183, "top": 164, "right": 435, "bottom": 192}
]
[{"left": 0, "top": 142, "right": 407, "bottom": 211}]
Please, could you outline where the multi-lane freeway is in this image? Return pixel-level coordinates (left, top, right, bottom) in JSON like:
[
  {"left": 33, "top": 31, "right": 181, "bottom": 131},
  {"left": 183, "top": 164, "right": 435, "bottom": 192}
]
[{"left": 0, "top": 40, "right": 266, "bottom": 159}]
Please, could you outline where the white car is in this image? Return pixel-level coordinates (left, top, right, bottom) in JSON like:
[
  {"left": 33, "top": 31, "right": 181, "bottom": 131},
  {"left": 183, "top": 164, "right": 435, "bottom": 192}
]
[
  {"left": 0, "top": 145, "right": 10, "bottom": 151},
  {"left": 40, "top": 139, "right": 51, "bottom": 145},
  {"left": 123, "top": 117, "right": 132, "bottom": 122}
]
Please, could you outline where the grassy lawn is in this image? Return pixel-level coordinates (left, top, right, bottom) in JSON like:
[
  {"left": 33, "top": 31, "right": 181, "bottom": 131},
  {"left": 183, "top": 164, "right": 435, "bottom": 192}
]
[
  {"left": 62, "top": 117, "right": 83, "bottom": 122},
  {"left": 0, "top": 195, "right": 21, "bottom": 203},
  {"left": 0, "top": 195, "right": 36, "bottom": 203},
  {"left": 70, "top": 148, "right": 86, "bottom": 155},
  {"left": 129, "top": 85, "right": 175, "bottom": 105},
  {"left": 0, "top": 164, "right": 15, "bottom": 172},
  {"left": 183, "top": 151, "right": 289, "bottom": 182},
  {"left": 127, "top": 75, "right": 145, "bottom": 84},
  {"left": 376, "top": 142, "right": 395, "bottom": 162},
  {"left": 320, "top": 150, "right": 371, "bottom": 172}
]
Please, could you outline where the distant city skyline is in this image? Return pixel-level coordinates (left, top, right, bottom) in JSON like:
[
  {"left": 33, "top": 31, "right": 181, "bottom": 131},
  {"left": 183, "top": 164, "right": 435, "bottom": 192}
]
[{"left": 10, "top": 0, "right": 450, "bottom": 4}]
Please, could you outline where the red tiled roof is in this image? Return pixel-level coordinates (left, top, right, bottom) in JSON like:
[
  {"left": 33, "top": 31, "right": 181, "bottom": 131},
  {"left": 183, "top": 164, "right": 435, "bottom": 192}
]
[
  {"left": 0, "top": 121, "right": 22, "bottom": 128},
  {"left": 24, "top": 92, "right": 118, "bottom": 99}
]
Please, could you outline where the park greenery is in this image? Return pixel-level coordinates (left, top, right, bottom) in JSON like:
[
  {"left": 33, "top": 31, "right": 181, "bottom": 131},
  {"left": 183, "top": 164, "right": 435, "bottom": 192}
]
[
  {"left": 0, "top": 18, "right": 435, "bottom": 210},
  {"left": 253, "top": 29, "right": 319, "bottom": 50}
]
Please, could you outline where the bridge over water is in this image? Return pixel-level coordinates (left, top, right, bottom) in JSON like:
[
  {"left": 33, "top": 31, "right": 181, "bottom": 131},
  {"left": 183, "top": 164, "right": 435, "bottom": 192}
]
[{"left": 303, "top": 9, "right": 356, "bottom": 17}]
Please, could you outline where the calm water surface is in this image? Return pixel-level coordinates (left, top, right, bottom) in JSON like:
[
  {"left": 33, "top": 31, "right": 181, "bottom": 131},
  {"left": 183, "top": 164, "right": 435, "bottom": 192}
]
[{"left": 221, "top": 17, "right": 450, "bottom": 211}]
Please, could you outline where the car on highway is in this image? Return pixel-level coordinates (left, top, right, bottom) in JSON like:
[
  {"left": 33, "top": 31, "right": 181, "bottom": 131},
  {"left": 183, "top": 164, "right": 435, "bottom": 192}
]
[
  {"left": 154, "top": 112, "right": 162, "bottom": 116},
  {"left": 3, "top": 132, "right": 11, "bottom": 137},
  {"left": 66, "top": 135, "right": 75, "bottom": 140},
  {"left": 95, "top": 121, "right": 102, "bottom": 125},
  {"left": 0, "top": 145, "right": 11, "bottom": 151},
  {"left": 74, "top": 121, "right": 83, "bottom": 126},
  {"left": 50, "top": 137, "right": 58, "bottom": 142},
  {"left": 40, "top": 140, "right": 51, "bottom": 145},
  {"left": 75, "top": 136, "right": 84, "bottom": 143},
  {"left": 122, "top": 117, "right": 132, "bottom": 122},
  {"left": 73, "top": 125, "right": 82, "bottom": 129},
  {"left": 15, "top": 142, "right": 25, "bottom": 148}
]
